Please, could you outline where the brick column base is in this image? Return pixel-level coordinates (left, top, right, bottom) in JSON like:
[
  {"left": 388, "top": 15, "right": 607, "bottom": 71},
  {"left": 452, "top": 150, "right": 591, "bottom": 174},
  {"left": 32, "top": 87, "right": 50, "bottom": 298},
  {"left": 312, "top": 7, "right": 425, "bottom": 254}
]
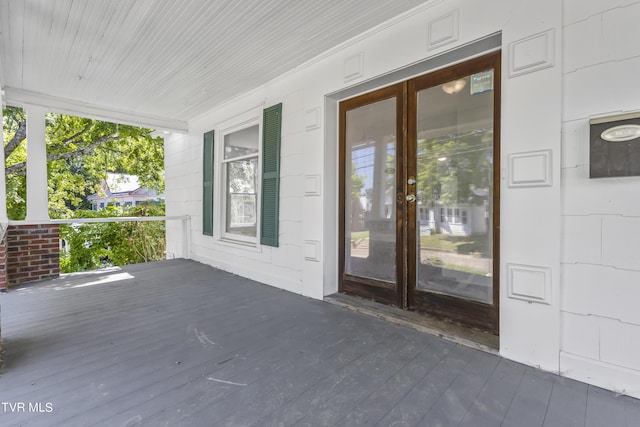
[
  {"left": 3, "top": 224, "right": 60, "bottom": 288},
  {"left": 0, "top": 228, "right": 6, "bottom": 292}
]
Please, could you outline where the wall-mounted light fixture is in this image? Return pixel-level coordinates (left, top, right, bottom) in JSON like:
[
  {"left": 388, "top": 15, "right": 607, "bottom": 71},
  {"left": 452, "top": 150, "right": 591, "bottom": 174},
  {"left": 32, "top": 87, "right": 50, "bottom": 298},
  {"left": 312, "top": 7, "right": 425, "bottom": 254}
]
[
  {"left": 590, "top": 113, "right": 640, "bottom": 178},
  {"left": 442, "top": 79, "right": 467, "bottom": 94}
]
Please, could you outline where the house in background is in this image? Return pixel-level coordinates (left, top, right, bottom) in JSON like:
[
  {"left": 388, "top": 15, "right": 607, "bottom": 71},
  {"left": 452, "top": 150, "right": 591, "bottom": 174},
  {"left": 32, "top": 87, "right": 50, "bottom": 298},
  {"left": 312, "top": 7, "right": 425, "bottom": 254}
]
[{"left": 87, "top": 173, "right": 163, "bottom": 210}]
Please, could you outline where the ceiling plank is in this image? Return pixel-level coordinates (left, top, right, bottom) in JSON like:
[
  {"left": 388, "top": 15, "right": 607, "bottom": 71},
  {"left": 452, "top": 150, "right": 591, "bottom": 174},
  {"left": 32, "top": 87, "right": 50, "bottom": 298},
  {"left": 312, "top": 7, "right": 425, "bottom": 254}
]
[{"left": 1, "top": 0, "right": 432, "bottom": 121}]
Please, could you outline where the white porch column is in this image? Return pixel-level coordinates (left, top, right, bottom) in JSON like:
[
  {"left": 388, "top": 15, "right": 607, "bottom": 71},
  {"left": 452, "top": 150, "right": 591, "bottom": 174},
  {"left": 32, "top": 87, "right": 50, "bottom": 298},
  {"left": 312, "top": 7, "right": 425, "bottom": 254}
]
[
  {"left": 25, "top": 105, "right": 50, "bottom": 222},
  {"left": 0, "top": 89, "right": 8, "bottom": 222}
]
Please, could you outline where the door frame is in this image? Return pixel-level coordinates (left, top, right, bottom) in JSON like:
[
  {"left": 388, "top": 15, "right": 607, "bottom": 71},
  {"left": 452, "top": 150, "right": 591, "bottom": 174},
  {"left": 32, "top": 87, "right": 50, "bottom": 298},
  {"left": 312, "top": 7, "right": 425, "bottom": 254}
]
[{"left": 338, "top": 51, "right": 501, "bottom": 335}]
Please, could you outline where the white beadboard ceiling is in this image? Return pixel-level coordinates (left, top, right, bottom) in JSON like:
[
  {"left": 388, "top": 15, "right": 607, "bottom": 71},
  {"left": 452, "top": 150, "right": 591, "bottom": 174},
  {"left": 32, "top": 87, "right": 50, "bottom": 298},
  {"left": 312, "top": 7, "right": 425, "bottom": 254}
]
[{"left": 0, "top": 0, "right": 431, "bottom": 131}]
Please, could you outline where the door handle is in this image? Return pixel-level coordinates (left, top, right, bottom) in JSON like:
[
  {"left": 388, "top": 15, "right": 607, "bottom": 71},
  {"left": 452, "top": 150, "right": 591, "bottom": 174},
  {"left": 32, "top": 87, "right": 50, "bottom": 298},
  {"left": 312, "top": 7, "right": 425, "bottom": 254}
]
[{"left": 405, "top": 194, "right": 416, "bottom": 202}]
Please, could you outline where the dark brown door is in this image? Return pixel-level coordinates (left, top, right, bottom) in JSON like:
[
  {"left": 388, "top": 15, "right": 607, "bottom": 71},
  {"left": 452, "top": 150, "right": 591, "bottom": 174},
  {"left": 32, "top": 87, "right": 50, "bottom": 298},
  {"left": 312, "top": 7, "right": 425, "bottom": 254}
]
[
  {"left": 406, "top": 52, "right": 501, "bottom": 334},
  {"left": 339, "top": 52, "right": 501, "bottom": 335},
  {"left": 339, "top": 83, "right": 407, "bottom": 307}
]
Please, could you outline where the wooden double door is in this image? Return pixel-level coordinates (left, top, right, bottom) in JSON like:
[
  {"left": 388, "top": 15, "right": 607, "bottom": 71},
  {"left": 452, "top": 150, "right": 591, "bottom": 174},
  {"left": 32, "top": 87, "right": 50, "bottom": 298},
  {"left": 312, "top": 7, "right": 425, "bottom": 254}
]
[{"left": 339, "top": 52, "right": 501, "bottom": 334}]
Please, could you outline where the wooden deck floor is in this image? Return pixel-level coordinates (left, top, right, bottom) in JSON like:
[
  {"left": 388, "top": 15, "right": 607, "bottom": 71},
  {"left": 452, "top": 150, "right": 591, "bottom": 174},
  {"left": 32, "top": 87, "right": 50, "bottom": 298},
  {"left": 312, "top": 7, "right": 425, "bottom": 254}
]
[{"left": 0, "top": 259, "right": 638, "bottom": 427}]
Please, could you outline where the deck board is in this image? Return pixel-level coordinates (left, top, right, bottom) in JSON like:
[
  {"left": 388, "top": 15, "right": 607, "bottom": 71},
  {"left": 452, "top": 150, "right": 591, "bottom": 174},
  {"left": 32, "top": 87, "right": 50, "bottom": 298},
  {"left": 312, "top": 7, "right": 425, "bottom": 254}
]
[{"left": 0, "top": 259, "right": 636, "bottom": 426}]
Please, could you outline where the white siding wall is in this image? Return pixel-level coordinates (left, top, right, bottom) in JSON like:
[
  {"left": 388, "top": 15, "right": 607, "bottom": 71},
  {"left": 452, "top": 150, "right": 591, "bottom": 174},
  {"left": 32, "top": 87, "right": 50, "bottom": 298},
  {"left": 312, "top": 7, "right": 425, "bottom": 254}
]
[
  {"left": 560, "top": 0, "right": 640, "bottom": 398},
  {"left": 160, "top": 0, "right": 640, "bottom": 395}
]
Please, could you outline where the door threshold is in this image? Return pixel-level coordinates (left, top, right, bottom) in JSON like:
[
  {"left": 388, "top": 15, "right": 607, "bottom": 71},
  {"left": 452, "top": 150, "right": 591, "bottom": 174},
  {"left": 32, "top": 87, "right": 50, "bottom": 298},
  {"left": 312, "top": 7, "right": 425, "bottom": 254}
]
[{"left": 324, "top": 293, "right": 499, "bottom": 353}]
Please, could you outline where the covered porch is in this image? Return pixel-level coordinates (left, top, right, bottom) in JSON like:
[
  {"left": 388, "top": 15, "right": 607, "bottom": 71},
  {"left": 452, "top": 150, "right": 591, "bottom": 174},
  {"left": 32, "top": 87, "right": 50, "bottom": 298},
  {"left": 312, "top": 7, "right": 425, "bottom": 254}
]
[
  {"left": 1, "top": 259, "right": 638, "bottom": 426},
  {"left": 2, "top": 0, "right": 640, "bottom": 410}
]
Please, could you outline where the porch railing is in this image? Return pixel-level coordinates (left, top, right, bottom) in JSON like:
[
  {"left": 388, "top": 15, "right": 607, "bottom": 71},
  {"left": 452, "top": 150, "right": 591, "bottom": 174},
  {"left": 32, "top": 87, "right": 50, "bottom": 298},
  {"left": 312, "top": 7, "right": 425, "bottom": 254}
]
[
  {"left": 47, "top": 215, "right": 192, "bottom": 260},
  {"left": 1, "top": 215, "right": 191, "bottom": 289}
]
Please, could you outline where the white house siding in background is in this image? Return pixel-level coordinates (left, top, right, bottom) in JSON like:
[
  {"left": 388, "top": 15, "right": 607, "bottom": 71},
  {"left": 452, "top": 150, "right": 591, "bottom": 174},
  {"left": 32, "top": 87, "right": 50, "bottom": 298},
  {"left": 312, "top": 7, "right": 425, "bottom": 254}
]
[
  {"left": 165, "top": 0, "right": 640, "bottom": 398},
  {"left": 88, "top": 173, "right": 163, "bottom": 210},
  {"left": 424, "top": 205, "right": 485, "bottom": 236}
]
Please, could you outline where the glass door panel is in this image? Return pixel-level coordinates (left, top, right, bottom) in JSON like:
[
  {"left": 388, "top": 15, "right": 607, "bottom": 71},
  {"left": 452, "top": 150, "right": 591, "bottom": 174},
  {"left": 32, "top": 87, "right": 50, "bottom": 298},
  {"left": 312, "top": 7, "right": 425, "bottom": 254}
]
[
  {"left": 415, "top": 73, "right": 495, "bottom": 304},
  {"left": 344, "top": 97, "right": 397, "bottom": 284},
  {"left": 407, "top": 51, "right": 500, "bottom": 334}
]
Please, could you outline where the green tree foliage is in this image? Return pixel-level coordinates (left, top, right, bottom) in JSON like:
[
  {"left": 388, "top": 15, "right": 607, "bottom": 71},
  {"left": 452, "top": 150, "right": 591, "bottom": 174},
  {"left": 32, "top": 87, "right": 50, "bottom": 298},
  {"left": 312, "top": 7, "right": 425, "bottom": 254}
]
[
  {"left": 60, "top": 202, "right": 166, "bottom": 273},
  {"left": 416, "top": 129, "right": 493, "bottom": 207},
  {"left": 351, "top": 162, "right": 366, "bottom": 199},
  {"left": 3, "top": 107, "right": 167, "bottom": 272},
  {"left": 2, "top": 106, "right": 164, "bottom": 219}
]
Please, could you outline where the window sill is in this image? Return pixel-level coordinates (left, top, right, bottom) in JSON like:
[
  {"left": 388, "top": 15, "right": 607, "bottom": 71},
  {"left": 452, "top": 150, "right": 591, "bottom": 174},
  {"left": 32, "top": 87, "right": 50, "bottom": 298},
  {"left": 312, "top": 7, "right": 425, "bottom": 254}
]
[{"left": 216, "top": 237, "right": 262, "bottom": 253}]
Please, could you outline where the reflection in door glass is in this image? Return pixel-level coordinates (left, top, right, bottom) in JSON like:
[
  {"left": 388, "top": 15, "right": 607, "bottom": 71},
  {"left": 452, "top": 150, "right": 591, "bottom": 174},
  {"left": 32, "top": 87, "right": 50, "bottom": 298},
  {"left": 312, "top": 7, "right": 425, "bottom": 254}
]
[
  {"left": 416, "top": 72, "right": 494, "bottom": 303},
  {"left": 344, "top": 97, "right": 397, "bottom": 284}
]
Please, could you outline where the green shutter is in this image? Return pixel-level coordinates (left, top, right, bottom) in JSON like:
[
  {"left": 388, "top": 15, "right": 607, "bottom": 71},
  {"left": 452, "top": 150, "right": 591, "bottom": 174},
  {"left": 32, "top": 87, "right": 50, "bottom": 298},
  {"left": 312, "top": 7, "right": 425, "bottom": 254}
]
[
  {"left": 261, "top": 103, "right": 282, "bottom": 247},
  {"left": 203, "top": 130, "right": 215, "bottom": 236}
]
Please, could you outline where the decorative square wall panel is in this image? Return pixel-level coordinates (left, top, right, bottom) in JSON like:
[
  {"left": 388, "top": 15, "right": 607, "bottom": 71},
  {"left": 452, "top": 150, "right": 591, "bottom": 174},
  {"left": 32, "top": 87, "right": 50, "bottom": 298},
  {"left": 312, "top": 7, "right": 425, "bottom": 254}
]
[
  {"left": 304, "top": 240, "right": 321, "bottom": 262},
  {"left": 305, "top": 108, "right": 321, "bottom": 131},
  {"left": 304, "top": 175, "right": 321, "bottom": 196},
  {"left": 344, "top": 53, "right": 365, "bottom": 83},
  {"left": 508, "top": 150, "right": 553, "bottom": 188},
  {"left": 427, "top": 10, "right": 459, "bottom": 50},
  {"left": 508, "top": 263, "right": 552, "bottom": 304},
  {"left": 509, "top": 29, "right": 555, "bottom": 78}
]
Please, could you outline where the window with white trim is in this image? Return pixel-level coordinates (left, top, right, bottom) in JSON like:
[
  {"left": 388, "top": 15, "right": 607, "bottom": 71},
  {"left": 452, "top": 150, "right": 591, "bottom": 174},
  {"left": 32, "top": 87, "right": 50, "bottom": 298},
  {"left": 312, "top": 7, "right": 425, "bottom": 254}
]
[
  {"left": 440, "top": 206, "right": 468, "bottom": 224},
  {"left": 220, "top": 122, "right": 260, "bottom": 243}
]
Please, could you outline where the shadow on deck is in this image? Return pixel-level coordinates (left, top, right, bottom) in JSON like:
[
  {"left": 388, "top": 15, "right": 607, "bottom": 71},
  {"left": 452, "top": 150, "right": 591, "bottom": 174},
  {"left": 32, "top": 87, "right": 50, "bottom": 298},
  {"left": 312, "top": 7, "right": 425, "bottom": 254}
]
[{"left": 0, "top": 259, "right": 638, "bottom": 426}]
